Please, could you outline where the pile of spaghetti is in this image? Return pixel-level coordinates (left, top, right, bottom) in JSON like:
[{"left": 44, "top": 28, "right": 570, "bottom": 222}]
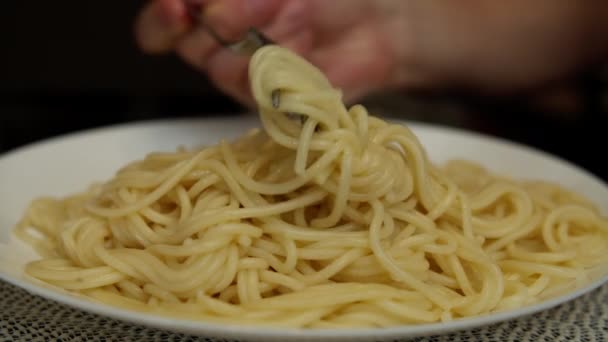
[{"left": 16, "top": 46, "right": 608, "bottom": 328}]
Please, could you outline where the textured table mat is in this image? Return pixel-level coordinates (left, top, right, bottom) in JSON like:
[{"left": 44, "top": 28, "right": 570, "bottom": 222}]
[{"left": 0, "top": 280, "right": 606, "bottom": 342}]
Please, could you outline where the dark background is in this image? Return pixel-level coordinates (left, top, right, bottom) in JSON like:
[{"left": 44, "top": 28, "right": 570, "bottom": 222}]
[{"left": 1, "top": 2, "right": 607, "bottom": 181}]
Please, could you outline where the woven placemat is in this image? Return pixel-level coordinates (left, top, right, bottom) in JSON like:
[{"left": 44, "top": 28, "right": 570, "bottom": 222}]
[{"left": 0, "top": 280, "right": 606, "bottom": 342}]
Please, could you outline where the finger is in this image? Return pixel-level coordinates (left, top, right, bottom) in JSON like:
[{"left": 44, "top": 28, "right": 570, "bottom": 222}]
[
  {"left": 280, "top": 30, "right": 315, "bottom": 57},
  {"left": 135, "top": 0, "right": 190, "bottom": 53},
  {"left": 262, "top": 0, "right": 315, "bottom": 59},
  {"left": 205, "top": 28, "right": 314, "bottom": 108},
  {"left": 203, "top": 0, "right": 314, "bottom": 108},
  {"left": 183, "top": 0, "right": 314, "bottom": 106},
  {"left": 176, "top": 0, "right": 289, "bottom": 76},
  {"left": 263, "top": 0, "right": 314, "bottom": 42},
  {"left": 206, "top": 50, "right": 254, "bottom": 107},
  {"left": 204, "top": 0, "right": 284, "bottom": 41},
  {"left": 311, "top": 24, "right": 394, "bottom": 103},
  {"left": 308, "top": 0, "right": 375, "bottom": 39},
  {"left": 175, "top": 28, "right": 219, "bottom": 72}
]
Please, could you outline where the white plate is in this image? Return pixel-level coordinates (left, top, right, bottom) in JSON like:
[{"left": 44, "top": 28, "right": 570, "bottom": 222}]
[{"left": 1, "top": 116, "right": 607, "bottom": 342}]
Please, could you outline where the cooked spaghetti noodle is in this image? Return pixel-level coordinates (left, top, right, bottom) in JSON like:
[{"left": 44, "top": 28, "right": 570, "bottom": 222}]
[{"left": 15, "top": 46, "right": 608, "bottom": 328}]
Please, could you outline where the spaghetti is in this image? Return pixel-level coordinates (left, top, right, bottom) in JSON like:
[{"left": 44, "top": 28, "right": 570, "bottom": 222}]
[{"left": 15, "top": 46, "right": 608, "bottom": 328}]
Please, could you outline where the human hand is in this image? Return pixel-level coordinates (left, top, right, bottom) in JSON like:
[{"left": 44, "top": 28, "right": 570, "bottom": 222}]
[
  {"left": 135, "top": 0, "right": 408, "bottom": 105},
  {"left": 135, "top": 0, "right": 608, "bottom": 105}
]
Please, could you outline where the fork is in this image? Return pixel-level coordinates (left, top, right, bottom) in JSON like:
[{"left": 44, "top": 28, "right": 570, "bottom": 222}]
[{"left": 184, "top": 1, "right": 300, "bottom": 120}]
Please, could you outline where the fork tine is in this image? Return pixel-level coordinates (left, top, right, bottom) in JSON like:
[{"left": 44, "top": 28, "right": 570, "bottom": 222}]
[
  {"left": 183, "top": 1, "right": 274, "bottom": 51},
  {"left": 271, "top": 90, "right": 281, "bottom": 109},
  {"left": 227, "top": 29, "right": 274, "bottom": 55},
  {"left": 246, "top": 28, "right": 274, "bottom": 46}
]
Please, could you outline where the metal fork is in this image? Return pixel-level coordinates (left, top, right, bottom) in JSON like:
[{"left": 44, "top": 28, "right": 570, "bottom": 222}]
[{"left": 184, "top": 1, "right": 300, "bottom": 120}]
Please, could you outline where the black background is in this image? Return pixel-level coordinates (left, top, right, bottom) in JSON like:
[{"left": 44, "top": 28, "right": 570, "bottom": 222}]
[
  {"left": 1, "top": 1, "right": 242, "bottom": 149},
  {"left": 1, "top": 2, "right": 607, "bottom": 181}
]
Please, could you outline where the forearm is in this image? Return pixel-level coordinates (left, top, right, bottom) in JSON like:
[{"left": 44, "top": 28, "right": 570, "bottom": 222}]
[{"left": 392, "top": 0, "right": 608, "bottom": 91}]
